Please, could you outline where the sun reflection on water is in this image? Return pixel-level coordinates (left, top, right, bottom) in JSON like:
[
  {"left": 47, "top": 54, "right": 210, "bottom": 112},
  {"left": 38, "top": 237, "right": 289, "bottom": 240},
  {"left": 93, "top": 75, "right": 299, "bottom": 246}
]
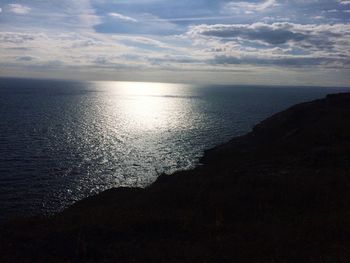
[{"left": 96, "top": 81, "right": 192, "bottom": 131}]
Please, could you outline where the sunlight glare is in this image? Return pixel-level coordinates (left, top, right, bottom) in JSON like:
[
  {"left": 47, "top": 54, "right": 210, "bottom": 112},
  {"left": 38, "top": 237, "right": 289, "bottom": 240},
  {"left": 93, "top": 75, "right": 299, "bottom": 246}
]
[{"left": 100, "top": 81, "right": 186, "bottom": 131}]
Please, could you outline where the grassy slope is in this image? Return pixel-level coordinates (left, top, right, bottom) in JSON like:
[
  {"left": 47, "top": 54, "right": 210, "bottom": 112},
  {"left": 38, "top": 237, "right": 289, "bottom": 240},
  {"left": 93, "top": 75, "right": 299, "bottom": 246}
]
[{"left": 1, "top": 93, "right": 350, "bottom": 262}]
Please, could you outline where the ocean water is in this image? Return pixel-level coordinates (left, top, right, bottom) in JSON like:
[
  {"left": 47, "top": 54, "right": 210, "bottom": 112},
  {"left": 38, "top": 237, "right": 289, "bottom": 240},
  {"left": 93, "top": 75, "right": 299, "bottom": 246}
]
[{"left": 0, "top": 78, "right": 348, "bottom": 222}]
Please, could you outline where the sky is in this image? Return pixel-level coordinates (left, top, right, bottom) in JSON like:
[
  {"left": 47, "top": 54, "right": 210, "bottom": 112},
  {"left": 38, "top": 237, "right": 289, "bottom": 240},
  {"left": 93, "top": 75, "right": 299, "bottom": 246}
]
[{"left": 0, "top": 0, "right": 349, "bottom": 86}]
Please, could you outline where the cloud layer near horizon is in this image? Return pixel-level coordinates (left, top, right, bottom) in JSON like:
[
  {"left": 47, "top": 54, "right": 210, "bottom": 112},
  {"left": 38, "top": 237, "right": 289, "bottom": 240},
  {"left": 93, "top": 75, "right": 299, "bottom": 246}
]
[{"left": 0, "top": 0, "right": 349, "bottom": 86}]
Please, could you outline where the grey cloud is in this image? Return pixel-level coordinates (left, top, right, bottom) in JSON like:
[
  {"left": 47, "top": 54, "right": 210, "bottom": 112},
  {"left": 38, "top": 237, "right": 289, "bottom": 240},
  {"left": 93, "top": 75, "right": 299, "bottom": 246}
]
[
  {"left": 8, "top": 47, "right": 30, "bottom": 51},
  {"left": 199, "top": 25, "right": 307, "bottom": 45},
  {"left": 187, "top": 22, "right": 350, "bottom": 68},
  {"left": 71, "top": 39, "right": 101, "bottom": 48},
  {"left": 94, "top": 56, "right": 109, "bottom": 65},
  {"left": 0, "top": 32, "right": 36, "bottom": 44},
  {"left": 16, "top": 56, "right": 34, "bottom": 61},
  {"left": 212, "top": 55, "right": 348, "bottom": 68},
  {"left": 189, "top": 22, "right": 350, "bottom": 50},
  {"left": 149, "top": 56, "right": 201, "bottom": 65}
]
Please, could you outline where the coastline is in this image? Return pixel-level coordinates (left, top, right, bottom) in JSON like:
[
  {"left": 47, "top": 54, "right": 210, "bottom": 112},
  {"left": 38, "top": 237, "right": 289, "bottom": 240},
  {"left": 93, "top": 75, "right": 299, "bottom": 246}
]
[{"left": 1, "top": 92, "right": 350, "bottom": 262}]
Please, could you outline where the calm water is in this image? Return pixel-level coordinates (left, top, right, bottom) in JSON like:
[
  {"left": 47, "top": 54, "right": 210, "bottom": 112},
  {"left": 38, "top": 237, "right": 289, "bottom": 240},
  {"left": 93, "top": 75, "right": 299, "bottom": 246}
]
[{"left": 0, "top": 78, "right": 348, "bottom": 221}]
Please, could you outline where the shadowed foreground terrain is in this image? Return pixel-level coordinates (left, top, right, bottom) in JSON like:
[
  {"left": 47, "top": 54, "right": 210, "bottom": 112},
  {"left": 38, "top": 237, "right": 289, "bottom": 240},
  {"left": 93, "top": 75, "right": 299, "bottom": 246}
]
[{"left": 1, "top": 93, "right": 350, "bottom": 262}]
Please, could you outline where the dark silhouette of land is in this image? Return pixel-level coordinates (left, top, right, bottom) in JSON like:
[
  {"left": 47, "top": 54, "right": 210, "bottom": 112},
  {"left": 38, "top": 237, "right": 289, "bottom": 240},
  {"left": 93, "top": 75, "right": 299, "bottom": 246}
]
[{"left": 1, "top": 93, "right": 350, "bottom": 262}]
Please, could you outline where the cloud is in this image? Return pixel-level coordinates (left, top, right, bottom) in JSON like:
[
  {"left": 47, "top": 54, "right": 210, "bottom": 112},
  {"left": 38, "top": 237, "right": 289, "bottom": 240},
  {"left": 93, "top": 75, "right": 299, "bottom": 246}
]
[
  {"left": 1, "top": 0, "right": 350, "bottom": 85},
  {"left": 0, "top": 32, "right": 36, "bottom": 44},
  {"left": 16, "top": 56, "right": 34, "bottom": 61},
  {"left": 224, "top": 0, "right": 278, "bottom": 14},
  {"left": 212, "top": 54, "right": 345, "bottom": 68},
  {"left": 187, "top": 22, "right": 350, "bottom": 68},
  {"left": 108, "top": 12, "right": 138, "bottom": 23},
  {"left": 2, "top": 1, "right": 100, "bottom": 31},
  {"left": 188, "top": 22, "right": 350, "bottom": 49},
  {"left": 96, "top": 13, "right": 181, "bottom": 35},
  {"left": 189, "top": 23, "right": 308, "bottom": 45},
  {"left": 8, "top": 4, "right": 31, "bottom": 14},
  {"left": 0, "top": 31, "right": 186, "bottom": 71},
  {"left": 338, "top": 0, "right": 350, "bottom": 5}
]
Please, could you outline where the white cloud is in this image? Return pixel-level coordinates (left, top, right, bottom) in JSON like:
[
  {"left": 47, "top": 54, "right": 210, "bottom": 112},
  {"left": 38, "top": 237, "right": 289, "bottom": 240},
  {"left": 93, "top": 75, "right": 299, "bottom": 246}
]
[
  {"left": 8, "top": 4, "right": 31, "bottom": 14},
  {"left": 108, "top": 12, "right": 138, "bottom": 23},
  {"left": 224, "top": 0, "right": 278, "bottom": 14},
  {"left": 338, "top": 0, "right": 350, "bottom": 5},
  {"left": 0, "top": 30, "right": 193, "bottom": 72},
  {"left": 3, "top": 1, "right": 100, "bottom": 31},
  {"left": 257, "top": 0, "right": 278, "bottom": 10}
]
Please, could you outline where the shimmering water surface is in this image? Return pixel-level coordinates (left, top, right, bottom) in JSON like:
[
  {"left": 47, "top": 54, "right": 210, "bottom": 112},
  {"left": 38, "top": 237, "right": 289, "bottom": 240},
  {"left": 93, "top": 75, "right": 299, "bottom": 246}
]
[{"left": 0, "top": 78, "right": 348, "bottom": 221}]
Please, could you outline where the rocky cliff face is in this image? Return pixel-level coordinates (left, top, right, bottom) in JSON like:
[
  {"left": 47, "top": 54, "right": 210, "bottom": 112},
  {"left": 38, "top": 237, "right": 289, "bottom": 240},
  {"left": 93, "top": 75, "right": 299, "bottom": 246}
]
[{"left": 1, "top": 93, "right": 350, "bottom": 263}]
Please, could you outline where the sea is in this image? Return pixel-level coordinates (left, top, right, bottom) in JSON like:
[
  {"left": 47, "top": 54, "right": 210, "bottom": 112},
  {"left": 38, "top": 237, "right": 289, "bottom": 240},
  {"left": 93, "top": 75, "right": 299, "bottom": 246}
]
[{"left": 0, "top": 77, "right": 348, "bottom": 222}]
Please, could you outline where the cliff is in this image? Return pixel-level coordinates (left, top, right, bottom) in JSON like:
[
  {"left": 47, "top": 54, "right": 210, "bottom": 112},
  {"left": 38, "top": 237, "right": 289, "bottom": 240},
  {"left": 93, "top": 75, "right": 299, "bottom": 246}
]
[{"left": 1, "top": 93, "right": 350, "bottom": 262}]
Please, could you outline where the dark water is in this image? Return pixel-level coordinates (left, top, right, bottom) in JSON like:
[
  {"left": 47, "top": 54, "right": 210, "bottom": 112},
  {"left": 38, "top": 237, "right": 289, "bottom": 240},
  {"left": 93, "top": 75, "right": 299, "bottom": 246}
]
[{"left": 0, "top": 78, "right": 348, "bottom": 222}]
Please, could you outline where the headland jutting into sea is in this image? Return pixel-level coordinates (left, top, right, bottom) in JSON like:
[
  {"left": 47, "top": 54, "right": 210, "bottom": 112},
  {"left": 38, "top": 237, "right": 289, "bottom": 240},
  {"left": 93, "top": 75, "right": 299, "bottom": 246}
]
[{"left": 1, "top": 92, "right": 350, "bottom": 262}]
